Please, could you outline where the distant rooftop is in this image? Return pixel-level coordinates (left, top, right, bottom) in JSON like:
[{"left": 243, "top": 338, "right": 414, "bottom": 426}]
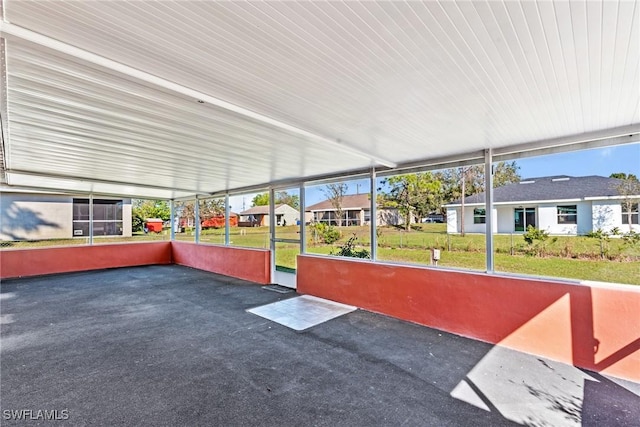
[
  {"left": 305, "top": 194, "right": 371, "bottom": 211},
  {"left": 446, "top": 175, "right": 634, "bottom": 206},
  {"left": 239, "top": 204, "right": 293, "bottom": 215}
]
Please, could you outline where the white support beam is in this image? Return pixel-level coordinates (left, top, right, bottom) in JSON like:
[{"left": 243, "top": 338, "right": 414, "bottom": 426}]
[
  {"left": 493, "top": 125, "right": 640, "bottom": 160},
  {"left": 0, "top": 22, "right": 396, "bottom": 169},
  {"left": 370, "top": 168, "right": 377, "bottom": 261},
  {"left": 5, "top": 169, "right": 211, "bottom": 196},
  {"left": 269, "top": 188, "right": 276, "bottom": 283},
  {"left": 299, "top": 183, "right": 306, "bottom": 254},
  {"left": 484, "top": 149, "right": 494, "bottom": 273},
  {"left": 88, "top": 193, "right": 93, "bottom": 245},
  {"left": 170, "top": 200, "right": 175, "bottom": 241},
  {"left": 194, "top": 196, "right": 200, "bottom": 244},
  {"left": 224, "top": 194, "right": 230, "bottom": 246},
  {"left": 0, "top": 36, "right": 9, "bottom": 181}
]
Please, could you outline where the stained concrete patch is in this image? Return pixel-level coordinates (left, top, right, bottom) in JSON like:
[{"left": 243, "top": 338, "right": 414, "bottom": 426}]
[{"left": 247, "top": 295, "right": 356, "bottom": 331}]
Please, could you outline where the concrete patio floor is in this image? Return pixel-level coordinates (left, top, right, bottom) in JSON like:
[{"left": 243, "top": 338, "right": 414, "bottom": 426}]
[{"left": 1, "top": 265, "right": 638, "bottom": 426}]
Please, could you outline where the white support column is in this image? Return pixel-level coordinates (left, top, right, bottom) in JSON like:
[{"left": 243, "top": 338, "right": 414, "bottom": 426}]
[
  {"left": 224, "top": 194, "right": 230, "bottom": 245},
  {"left": 370, "top": 168, "right": 377, "bottom": 261},
  {"left": 269, "top": 188, "right": 276, "bottom": 282},
  {"left": 485, "top": 148, "right": 494, "bottom": 273},
  {"left": 299, "top": 184, "right": 306, "bottom": 254},
  {"left": 194, "top": 197, "right": 200, "bottom": 244},
  {"left": 88, "top": 194, "right": 94, "bottom": 245},
  {"left": 170, "top": 200, "right": 175, "bottom": 241}
]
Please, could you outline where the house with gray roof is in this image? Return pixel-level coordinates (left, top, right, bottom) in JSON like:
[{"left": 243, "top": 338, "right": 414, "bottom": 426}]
[{"left": 444, "top": 175, "right": 639, "bottom": 235}]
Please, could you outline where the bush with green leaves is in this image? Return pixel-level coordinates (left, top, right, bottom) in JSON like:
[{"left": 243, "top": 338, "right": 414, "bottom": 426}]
[
  {"left": 622, "top": 230, "right": 640, "bottom": 246},
  {"left": 309, "top": 222, "right": 341, "bottom": 244},
  {"left": 331, "top": 234, "right": 370, "bottom": 259},
  {"left": 522, "top": 226, "right": 556, "bottom": 257},
  {"left": 586, "top": 228, "right": 622, "bottom": 259}
]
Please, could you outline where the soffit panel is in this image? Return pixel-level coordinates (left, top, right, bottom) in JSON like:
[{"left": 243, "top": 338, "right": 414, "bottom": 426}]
[
  {"left": 4, "top": 40, "right": 373, "bottom": 195},
  {"left": 2, "top": 1, "right": 639, "bottom": 196}
]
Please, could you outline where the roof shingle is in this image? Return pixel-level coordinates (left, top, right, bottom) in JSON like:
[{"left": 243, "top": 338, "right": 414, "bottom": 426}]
[
  {"left": 447, "top": 175, "right": 631, "bottom": 205},
  {"left": 305, "top": 194, "right": 371, "bottom": 211}
]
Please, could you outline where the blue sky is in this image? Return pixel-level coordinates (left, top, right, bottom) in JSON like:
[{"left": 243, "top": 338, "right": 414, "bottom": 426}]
[
  {"left": 230, "top": 143, "right": 639, "bottom": 210},
  {"left": 516, "top": 143, "right": 639, "bottom": 180}
]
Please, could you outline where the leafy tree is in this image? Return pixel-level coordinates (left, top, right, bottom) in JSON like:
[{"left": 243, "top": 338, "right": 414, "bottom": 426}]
[
  {"left": 251, "top": 191, "right": 300, "bottom": 209},
  {"left": 251, "top": 193, "right": 270, "bottom": 206},
  {"left": 275, "top": 191, "right": 300, "bottom": 209},
  {"left": 614, "top": 174, "right": 640, "bottom": 231},
  {"left": 133, "top": 199, "right": 171, "bottom": 220},
  {"left": 132, "top": 199, "right": 170, "bottom": 231},
  {"left": 610, "top": 172, "right": 638, "bottom": 181},
  {"left": 323, "top": 183, "right": 348, "bottom": 226},
  {"left": 437, "top": 161, "right": 520, "bottom": 235},
  {"left": 175, "top": 200, "right": 195, "bottom": 227},
  {"left": 381, "top": 172, "right": 443, "bottom": 231},
  {"left": 198, "top": 199, "right": 225, "bottom": 221},
  {"left": 493, "top": 161, "right": 522, "bottom": 187},
  {"left": 437, "top": 161, "right": 520, "bottom": 203}
]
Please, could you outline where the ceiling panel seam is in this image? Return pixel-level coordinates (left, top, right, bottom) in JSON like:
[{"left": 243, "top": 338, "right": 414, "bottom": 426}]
[{"left": 0, "top": 21, "right": 397, "bottom": 168}]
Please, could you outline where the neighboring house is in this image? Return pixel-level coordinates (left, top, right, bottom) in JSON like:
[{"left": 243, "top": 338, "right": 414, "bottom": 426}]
[
  {"left": 239, "top": 204, "right": 299, "bottom": 227},
  {"left": 444, "top": 175, "right": 640, "bottom": 235},
  {"left": 305, "top": 193, "right": 404, "bottom": 226},
  {"left": 201, "top": 213, "right": 239, "bottom": 229},
  {"left": 1, "top": 192, "right": 133, "bottom": 240}
]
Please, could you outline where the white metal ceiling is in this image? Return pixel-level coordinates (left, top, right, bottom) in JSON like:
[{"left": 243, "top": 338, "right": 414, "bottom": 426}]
[{"left": 1, "top": 1, "right": 639, "bottom": 199}]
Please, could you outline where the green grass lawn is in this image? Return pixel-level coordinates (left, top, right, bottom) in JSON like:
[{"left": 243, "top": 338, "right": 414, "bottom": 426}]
[{"left": 3, "top": 224, "right": 638, "bottom": 285}]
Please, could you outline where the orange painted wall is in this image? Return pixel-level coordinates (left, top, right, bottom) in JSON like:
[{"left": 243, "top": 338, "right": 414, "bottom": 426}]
[
  {"left": 297, "top": 255, "right": 640, "bottom": 382},
  {"left": 0, "top": 242, "right": 172, "bottom": 279},
  {"left": 171, "top": 242, "right": 270, "bottom": 284}
]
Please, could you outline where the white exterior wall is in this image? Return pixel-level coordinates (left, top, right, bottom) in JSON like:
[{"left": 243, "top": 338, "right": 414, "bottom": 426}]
[
  {"left": 0, "top": 193, "right": 132, "bottom": 240},
  {"left": 445, "top": 207, "right": 496, "bottom": 234},
  {"left": 378, "top": 208, "right": 401, "bottom": 226},
  {"left": 593, "top": 200, "right": 640, "bottom": 233},
  {"left": 496, "top": 206, "right": 513, "bottom": 233},
  {"left": 274, "top": 205, "right": 299, "bottom": 225},
  {"left": 446, "top": 208, "right": 457, "bottom": 233},
  {"left": 462, "top": 207, "right": 486, "bottom": 234},
  {"left": 0, "top": 193, "right": 74, "bottom": 240},
  {"left": 447, "top": 199, "right": 639, "bottom": 235},
  {"left": 538, "top": 204, "right": 568, "bottom": 234},
  {"left": 122, "top": 203, "right": 133, "bottom": 236},
  {"left": 538, "top": 201, "right": 590, "bottom": 235},
  {"left": 576, "top": 202, "right": 593, "bottom": 235},
  {"left": 592, "top": 200, "right": 620, "bottom": 231}
]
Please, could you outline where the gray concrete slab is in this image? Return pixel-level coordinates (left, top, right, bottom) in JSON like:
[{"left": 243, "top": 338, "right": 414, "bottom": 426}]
[{"left": 1, "top": 265, "right": 638, "bottom": 426}]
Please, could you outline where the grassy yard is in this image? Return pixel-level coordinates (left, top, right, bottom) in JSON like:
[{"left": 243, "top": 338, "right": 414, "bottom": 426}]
[{"left": 2, "top": 224, "right": 638, "bottom": 285}]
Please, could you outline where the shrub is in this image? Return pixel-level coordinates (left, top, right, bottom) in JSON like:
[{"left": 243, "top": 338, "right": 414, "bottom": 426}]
[
  {"left": 522, "top": 226, "right": 556, "bottom": 257},
  {"left": 331, "top": 234, "right": 370, "bottom": 259},
  {"left": 586, "top": 228, "right": 622, "bottom": 259},
  {"left": 622, "top": 230, "right": 640, "bottom": 246},
  {"left": 523, "top": 225, "right": 549, "bottom": 245},
  {"left": 310, "top": 222, "right": 341, "bottom": 244}
]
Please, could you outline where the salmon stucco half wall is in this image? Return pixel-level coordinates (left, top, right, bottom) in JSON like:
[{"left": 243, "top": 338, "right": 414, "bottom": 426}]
[
  {"left": 0, "top": 242, "right": 172, "bottom": 279},
  {"left": 171, "top": 242, "right": 270, "bottom": 284},
  {"left": 296, "top": 255, "right": 640, "bottom": 383}
]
